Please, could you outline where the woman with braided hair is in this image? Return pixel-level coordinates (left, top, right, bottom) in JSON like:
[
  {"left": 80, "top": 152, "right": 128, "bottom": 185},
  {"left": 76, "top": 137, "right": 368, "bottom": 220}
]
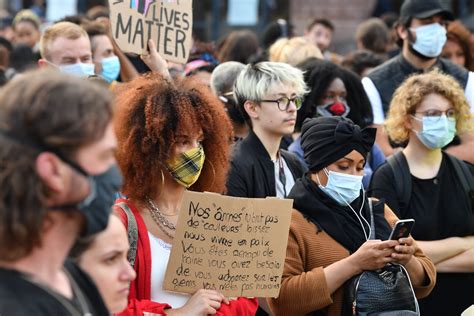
[{"left": 113, "top": 72, "right": 258, "bottom": 316}]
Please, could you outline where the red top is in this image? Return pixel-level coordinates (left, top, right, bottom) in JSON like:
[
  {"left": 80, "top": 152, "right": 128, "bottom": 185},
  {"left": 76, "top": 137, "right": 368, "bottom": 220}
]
[{"left": 114, "top": 198, "right": 258, "bottom": 316}]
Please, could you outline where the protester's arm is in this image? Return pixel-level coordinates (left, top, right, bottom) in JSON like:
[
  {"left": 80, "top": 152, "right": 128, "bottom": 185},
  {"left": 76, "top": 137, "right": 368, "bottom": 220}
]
[
  {"left": 445, "top": 131, "right": 474, "bottom": 164},
  {"left": 324, "top": 240, "right": 400, "bottom": 293},
  {"left": 268, "top": 226, "right": 335, "bottom": 315},
  {"left": 436, "top": 247, "right": 474, "bottom": 272},
  {"left": 416, "top": 236, "right": 474, "bottom": 264},
  {"left": 269, "top": 212, "right": 398, "bottom": 315},
  {"left": 213, "top": 297, "right": 258, "bottom": 316},
  {"left": 114, "top": 46, "right": 140, "bottom": 82},
  {"left": 118, "top": 299, "right": 171, "bottom": 316},
  {"left": 392, "top": 239, "right": 437, "bottom": 298}
]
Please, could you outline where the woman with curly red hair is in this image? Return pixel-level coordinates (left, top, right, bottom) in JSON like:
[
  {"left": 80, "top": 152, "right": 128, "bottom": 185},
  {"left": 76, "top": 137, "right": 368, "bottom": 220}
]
[{"left": 113, "top": 72, "right": 258, "bottom": 315}]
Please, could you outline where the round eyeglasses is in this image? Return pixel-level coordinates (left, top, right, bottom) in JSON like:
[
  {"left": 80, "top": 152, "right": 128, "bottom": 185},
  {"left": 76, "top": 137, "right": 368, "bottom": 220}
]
[
  {"left": 413, "top": 108, "right": 457, "bottom": 121},
  {"left": 260, "top": 96, "right": 303, "bottom": 111}
]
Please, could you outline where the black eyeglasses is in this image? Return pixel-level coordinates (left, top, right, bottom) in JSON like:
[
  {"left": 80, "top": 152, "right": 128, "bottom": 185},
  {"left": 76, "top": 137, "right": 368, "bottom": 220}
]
[{"left": 259, "top": 96, "right": 303, "bottom": 111}]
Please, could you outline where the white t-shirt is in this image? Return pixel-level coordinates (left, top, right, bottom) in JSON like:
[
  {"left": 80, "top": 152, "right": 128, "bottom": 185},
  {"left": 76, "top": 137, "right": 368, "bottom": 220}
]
[
  {"left": 362, "top": 71, "right": 474, "bottom": 124},
  {"left": 149, "top": 233, "right": 190, "bottom": 308},
  {"left": 273, "top": 156, "right": 295, "bottom": 198}
]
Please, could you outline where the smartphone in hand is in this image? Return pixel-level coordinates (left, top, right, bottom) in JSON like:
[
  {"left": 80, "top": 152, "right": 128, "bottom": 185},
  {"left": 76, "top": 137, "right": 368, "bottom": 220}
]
[{"left": 388, "top": 219, "right": 415, "bottom": 240}]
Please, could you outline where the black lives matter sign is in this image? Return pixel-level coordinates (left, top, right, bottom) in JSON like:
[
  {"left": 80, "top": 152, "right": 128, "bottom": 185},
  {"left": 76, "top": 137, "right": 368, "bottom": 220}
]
[{"left": 109, "top": 0, "right": 193, "bottom": 64}]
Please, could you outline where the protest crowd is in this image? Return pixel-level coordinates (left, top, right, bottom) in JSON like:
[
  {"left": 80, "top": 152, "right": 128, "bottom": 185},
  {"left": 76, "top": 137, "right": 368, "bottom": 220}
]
[{"left": 1, "top": 0, "right": 474, "bottom": 315}]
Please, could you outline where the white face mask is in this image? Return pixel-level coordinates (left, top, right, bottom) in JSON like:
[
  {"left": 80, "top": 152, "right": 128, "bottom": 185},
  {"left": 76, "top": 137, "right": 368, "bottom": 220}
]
[
  {"left": 317, "top": 168, "right": 370, "bottom": 239},
  {"left": 410, "top": 22, "right": 447, "bottom": 58},
  {"left": 412, "top": 115, "right": 456, "bottom": 149},
  {"left": 58, "top": 63, "right": 95, "bottom": 77},
  {"left": 318, "top": 168, "right": 363, "bottom": 206},
  {"left": 100, "top": 56, "right": 120, "bottom": 83}
]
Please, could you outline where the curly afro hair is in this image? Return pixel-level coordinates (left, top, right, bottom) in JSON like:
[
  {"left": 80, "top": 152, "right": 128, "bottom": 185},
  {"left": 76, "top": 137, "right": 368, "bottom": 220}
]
[{"left": 114, "top": 73, "right": 233, "bottom": 201}]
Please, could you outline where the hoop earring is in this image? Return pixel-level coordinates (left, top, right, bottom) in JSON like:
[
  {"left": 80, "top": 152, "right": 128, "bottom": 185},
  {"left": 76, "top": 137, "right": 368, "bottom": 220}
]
[
  {"left": 156, "top": 169, "right": 165, "bottom": 200},
  {"left": 206, "top": 159, "right": 216, "bottom": 191}
]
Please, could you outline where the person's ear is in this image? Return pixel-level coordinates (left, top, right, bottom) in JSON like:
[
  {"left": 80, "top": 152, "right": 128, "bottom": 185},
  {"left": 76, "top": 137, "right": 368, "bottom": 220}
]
[
  {"left": 404, "top": 113, "right": 415, "bottom": 131},
  {"left": 244, "top": 100, "right": 260, "bottom": 120},
  {"left": 37, "top": 58, "right": 49, "bottom": 68},
  {"left": 396, "top": 24, "right": 409, "bottom": 41},
  {"left": 310, "top": 169, "right": 327, "bottom": 187},
  {"left": 35, "top": 152, "right": 67, "bottom": 194},
  {"left": 94, "top": 60, "right": 102, "bottom": 75}
]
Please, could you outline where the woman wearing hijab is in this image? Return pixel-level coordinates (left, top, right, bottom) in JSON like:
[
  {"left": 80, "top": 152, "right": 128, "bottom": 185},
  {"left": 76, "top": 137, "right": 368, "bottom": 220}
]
[{"left": 268, "top": 116, "right": 436, "bottom": 315}]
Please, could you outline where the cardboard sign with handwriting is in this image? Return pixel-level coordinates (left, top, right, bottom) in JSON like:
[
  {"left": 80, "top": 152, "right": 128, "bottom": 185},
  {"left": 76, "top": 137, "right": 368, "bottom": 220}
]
[
  {"left": 163, "top": 191, "right": 293, "bottom": 298},
  {"left": 108, "top": 0, "right": 193, "bottom": 64}
]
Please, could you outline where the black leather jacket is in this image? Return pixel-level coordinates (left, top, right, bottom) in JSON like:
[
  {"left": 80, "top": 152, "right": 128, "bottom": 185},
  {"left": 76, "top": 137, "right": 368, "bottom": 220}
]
[{"left": 226, "top": 130, "right": 306, "bottom": 198}]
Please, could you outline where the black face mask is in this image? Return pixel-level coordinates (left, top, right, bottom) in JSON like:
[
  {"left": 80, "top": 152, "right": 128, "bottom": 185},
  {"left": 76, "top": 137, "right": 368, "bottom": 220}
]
[
  {"left": 0, "top": 129, "right": 123, "bottom": 236},
  {"left": 57, "top": 160, "right": 123, "bottom": 237}
]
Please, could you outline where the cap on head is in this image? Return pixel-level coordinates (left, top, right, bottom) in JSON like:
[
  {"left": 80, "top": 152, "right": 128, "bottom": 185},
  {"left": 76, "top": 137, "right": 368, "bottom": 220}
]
[{"left": 400, "top": 0, "right": 454, "bottom": 20}]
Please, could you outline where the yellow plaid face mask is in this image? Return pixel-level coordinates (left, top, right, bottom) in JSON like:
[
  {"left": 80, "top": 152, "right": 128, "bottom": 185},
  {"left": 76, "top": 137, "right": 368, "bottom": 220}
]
[{"left": 165, "top": 145, "right": 205, "bottom": 188}]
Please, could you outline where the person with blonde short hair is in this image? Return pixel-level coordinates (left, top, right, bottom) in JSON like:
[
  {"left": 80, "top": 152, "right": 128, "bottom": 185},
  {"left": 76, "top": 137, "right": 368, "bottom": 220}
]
[
  {"left": 12, "top": 9, "right": 41, "bottom": 50},
  {"left": 269, "top": 36, "right": 322, "bottom": 66},
  {"left": 228, "top": 61, "right": 309, "bottom": 315},
  {"left": 38, "top": 21, "right": 94, "bottom": 77},
  {"left": 370, "top": 70, "right": 474, "bottom": 315}
]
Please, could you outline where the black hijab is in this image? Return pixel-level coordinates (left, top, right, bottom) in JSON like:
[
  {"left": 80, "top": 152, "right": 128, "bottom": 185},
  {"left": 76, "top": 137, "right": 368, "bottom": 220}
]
[{"left": 301, "top": 116, "right": 376, "bottom": 172}]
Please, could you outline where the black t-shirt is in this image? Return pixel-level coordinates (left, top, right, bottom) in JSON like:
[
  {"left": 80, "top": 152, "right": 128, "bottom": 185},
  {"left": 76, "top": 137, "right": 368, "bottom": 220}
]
[
  {"left": 0, "top": 260, "right": 108, "bottom": 316},
  {"left": 369, "top": 152, "right": 474, "bottom": 315}
]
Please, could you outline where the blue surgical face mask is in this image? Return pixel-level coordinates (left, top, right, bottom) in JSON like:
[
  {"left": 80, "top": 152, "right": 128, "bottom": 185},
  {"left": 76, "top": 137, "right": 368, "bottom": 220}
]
[
  {"left": 412, "top": 115, "right": 456, "bottom": 149},
  {"left": 318, "top": 168, "right": 363, "bottom": 206},
  {"left": 410, "top": 23, "right": 447, "bottom": 58},
  {"left": 59, "top": 62, "right": 95, "bottom": 77},
  {"left": 100, "top": 56, "right": 120, "bottom": 83}
]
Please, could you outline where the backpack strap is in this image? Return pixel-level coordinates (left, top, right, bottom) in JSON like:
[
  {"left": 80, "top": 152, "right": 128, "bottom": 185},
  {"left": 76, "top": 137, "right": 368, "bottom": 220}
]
[
  {"left": 446, "top": 154, "right": 474, "bottom": 210},
  {"left": 115, "top": 202, "right": 138, "bottom": 268},
  {"left": 386, "top": 152, "right": 411, "bottom": 212}
]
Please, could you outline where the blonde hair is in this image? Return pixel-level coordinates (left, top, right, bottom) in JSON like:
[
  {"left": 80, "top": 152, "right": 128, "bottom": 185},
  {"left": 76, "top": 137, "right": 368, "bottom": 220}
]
[
  {"left": 40, "top": 22, "right": 89, "bottom": 60},
  {"left": 234, "top": 61, "right": 309, "bottom": 127},
  {"left": 386, "top": 69, "right": 472, "bottom": 143},
  {"left": 13, "top": 9, "right": 41, "bottom": 30},
  {"left": 269, "top": 37, "right": 323, "bottom": 66}
]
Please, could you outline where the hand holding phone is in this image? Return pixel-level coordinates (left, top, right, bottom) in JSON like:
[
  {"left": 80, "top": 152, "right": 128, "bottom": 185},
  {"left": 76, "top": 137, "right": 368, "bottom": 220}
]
[{"left": 388, "top": 219, "right": 415, "bottom": 240}]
